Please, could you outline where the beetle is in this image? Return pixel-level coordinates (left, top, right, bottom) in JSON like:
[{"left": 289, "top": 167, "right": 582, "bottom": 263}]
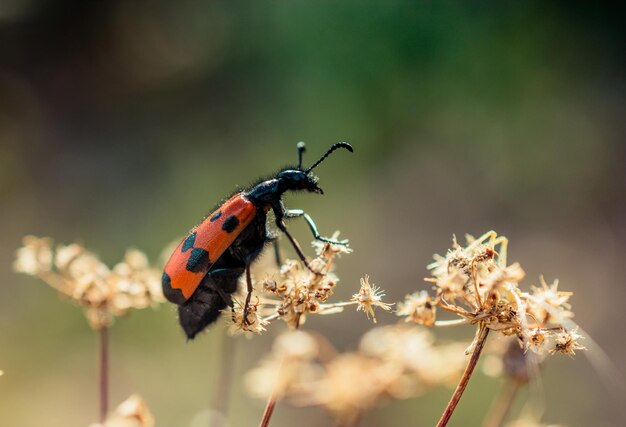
[{"left": 162, "top": 142, "right": 353, "bottom": 339}]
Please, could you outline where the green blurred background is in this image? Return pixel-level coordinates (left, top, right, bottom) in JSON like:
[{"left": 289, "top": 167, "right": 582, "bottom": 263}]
[{"left": 1, "top": 2, "right": 625, "bottom": 426}]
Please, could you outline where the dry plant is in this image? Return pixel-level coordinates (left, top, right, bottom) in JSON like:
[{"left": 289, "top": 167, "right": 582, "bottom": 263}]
[
  {"left": 226, "top": 233, "right": 397, "bottom": 425},
  {"left": 14, "top": 236, "right": 163, "bottom": 422},
  {"left": 227, "top": 232, "right": 392, "bottom": 336},
  {"left": 245, "top": 326, "right": 467, "bottom": 427},
  {"left": 244, "top": 230, "right": 586, "bottom": 427},
  {"left": 14, "top": 230, "right": 588, "bottom": 427},
  {"left": 395, "top": 231, "right": 585, "bottom": 426}
]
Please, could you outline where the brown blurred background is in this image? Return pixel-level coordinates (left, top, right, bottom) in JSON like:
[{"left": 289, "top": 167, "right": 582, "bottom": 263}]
[{"left": 1, "top": 1, "right": 625, "bottom": 426}]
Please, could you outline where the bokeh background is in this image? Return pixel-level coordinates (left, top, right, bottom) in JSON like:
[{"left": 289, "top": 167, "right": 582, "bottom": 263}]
[{"left": 1, "top": 2, "right": 625, "bottom": 426}]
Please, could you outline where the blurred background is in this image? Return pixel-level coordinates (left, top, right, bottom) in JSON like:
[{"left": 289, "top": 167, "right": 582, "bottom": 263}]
[{"left": 1, "top": 1, "right": 624, "bottom": 426}]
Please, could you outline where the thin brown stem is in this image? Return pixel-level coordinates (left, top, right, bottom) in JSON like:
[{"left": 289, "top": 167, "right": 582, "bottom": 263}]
[
  {"left": 437, "top": 323, "right": 490, "bottom": 427},
  {"left": 99, "top": 327, "right": 109, "bottom": 422},
  {"left": 258, "top": 390, "right": 279, "bottom": 427},
  {"left": 482, "top": 378, "right": 521, "bottom": 427},
  {"left": 258, "top": 321, "right": 302, "bottom": 427}
]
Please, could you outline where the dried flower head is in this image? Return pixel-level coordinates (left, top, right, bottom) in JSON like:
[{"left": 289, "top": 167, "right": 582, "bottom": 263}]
[
  {"left": 399, "top": 231, "right": 585, "bottom": 360},
  {"left": 396, "top": 290, "right": 437, "bottom": 326},
  {"left": 246, "top": 326, "right": 467, "bottom": 424},
  {"left": 351, "top": 275, "right": 393, "bottom": 323},
  {"left": 89, "top": 395, "right": 155, "bottom": 427},
  {"left": 550, "top": 328, "right": 586, "bottom": 357},
  {"left": 13, "top": 236, "right": 53, "bottom": 275},
  {"left": 245, "top": 330, "right": 322, "bottom": 400},
  {"left": 229, "top": 297, "right": 268, "bottom": 335},
  {"left": 228, "top": 234, "right": 392, "bottom": 334},
  {"left": 311, "top": 231, "right": 353, "bottom": 258},
  {"left": 15, "top": 236, "right": 163, "bottom": 330}
]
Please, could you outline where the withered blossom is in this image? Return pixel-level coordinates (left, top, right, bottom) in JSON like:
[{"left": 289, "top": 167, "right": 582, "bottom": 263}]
[
  {"left": 245, "top": 330, "right": 322, "bottom": 400},
  {"left": 88, "top": 395, "right": 155, "bottom": 427},
  {"left": 550, "top": 328, "right": 586, "bottom": 357},
  {"left": 396, "top": 290, "right": 437, "bottom": 326},
  {"left": 227, "top": 234, "right": 392, "bottom": 334},
  {"left": 229, "top": 297, "right": 268, "bottom": 335},
  {"left": 351, "top": 275, "right": 393, "bottom": 323},
  {"left": 398, "top": 231, "right": 585, "bottom": 359},
  {"left": 246, "top": 326, "right": 467, "bottom": 425},
  {"left": 14, "top": 236, "right": 163, "bottom": 330},
  {"left": 311, "top": 231, "right": 353, "bottom": 258}
]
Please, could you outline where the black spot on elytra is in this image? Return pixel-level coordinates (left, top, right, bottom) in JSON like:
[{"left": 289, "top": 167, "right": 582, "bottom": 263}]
[
  {"left": 210, "top": 211, "right": 222, "bottom": 222},
  {"left": 222, "top": 215, "right": 239, "bottom": 233},
  {"left": 186, "top": 248, "right": 210, "bottom": 273},
  {"left": 182, "top": 232, "right": 196, "bottom": 252},
  {"left": 162, "top": 272, "right": 187, "bottom": 305}
]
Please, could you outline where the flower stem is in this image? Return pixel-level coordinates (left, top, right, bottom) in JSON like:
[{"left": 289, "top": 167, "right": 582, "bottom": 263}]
[
  {"left": 436, "top": 323, "right": 490, "bottom": 427},
  {"left": 434, "top": 318, "right": 470, "bottom": 328},
  {"left": 481, "top": 378, "right": 521, "bottom": 427},
  {"left": 99, "top": 327, "right": 109, "bottom": 422},
  {"left": 213, "top": 329, "right": 236, "bottom": 426},
  {"left": 259, "top": 321, "right": 302, "bottom": 427},
  {"left": 258, "top": 390, "right": 278, "bottom": 427}
]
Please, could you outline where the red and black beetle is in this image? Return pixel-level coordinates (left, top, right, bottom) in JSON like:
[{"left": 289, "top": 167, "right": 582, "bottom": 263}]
[{"left": 162, "top": 142, "right": 353, "bottom": 339}]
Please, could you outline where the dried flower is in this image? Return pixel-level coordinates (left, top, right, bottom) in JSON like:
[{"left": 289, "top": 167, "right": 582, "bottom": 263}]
[
  {"left": 229, "top": 297, "right": 268, "bottom": 335},
  {"left": 527, "top": 277, "right": 573, "bottom": 325},
  {"left": 311, "top": 231, "right": 353, "bottom": 258},
  {"left": 245, "top": 330, "right": 322, "bottom": 400},
  {"left": 89, "top": 395, "right": 155, "bottom": 427},
  {"left": 396, "top": 290, "right": 437, "bottom": 326},
  {"left": 550, "top": 328, "right": 586, "bottom": 357},
  {"left": 351, "top": 275, "right": 393, "bottom": 323},
  {"left": 399, "top": 231, "right": 585, "bottom": 360},
  {"left": 13, "top": 236, "right": 53, "bottom": 275},
  {"left": 246, "top": 325, "right": 467, "bottom": 425},
  {"left": 227, "top": 234, "right": 391, "bottom": 333},
  {"left": 15, "top": 236, "right": 163, "bottom": 330}
]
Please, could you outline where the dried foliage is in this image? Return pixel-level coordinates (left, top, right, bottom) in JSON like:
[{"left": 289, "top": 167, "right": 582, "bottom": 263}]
[
  {"left": 228, "top": 233, "right": 392, "bottom": 334},
  {"left": 246, "top": 326, "right": 466, "bottom": 425},
  {"left": 397, "top": 231, "right": 585, "bottom": 357},
  {"left": 14, "top": 236, "right": 164, "bottom": 329}
]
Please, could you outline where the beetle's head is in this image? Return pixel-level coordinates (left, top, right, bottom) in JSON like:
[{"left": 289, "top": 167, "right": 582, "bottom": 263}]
[{"left": 277, "top": 142, "right": 353, "bottom": 195}]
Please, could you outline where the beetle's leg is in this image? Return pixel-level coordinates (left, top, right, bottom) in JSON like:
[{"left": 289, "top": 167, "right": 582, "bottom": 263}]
[
  {"left": 242, "top": 262, "right": 255, "bottom": 325},
  {"left": 285, "top": 209, "right": 349, "bottom": 245},
  {"left": 270, "top": 203, "right": 321, "bottom": 275},
  {"left": 273, "top": 238, "right": 282, "bottom": 268}
]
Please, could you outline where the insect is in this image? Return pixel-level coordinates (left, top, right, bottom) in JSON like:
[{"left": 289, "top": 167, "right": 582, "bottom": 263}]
[{"left": 162, "top": 142, "right": 353, "bottom": 339}]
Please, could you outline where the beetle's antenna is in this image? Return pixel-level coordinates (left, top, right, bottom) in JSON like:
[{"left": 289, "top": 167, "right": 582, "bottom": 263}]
[
  {"left": 305, "top": 142, "right": 353, "bottom": 173},
  {"left": 297, "top": 142, "right": 306, "bottom": 170}
]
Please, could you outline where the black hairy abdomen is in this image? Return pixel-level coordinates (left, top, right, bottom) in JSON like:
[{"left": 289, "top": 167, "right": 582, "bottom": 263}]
[{"left": 178, "top": 211, "right": 268, "bottom": 339}]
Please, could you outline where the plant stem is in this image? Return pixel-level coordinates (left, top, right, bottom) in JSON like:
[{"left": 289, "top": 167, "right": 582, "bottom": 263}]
[
  {"left": 434, "top": 318, "right": 470, "bottom": 328},
  {"left": 99, "top": 327, "right": 109, "bottom": 422},
  {"left": 259, "top": 321, "right": 302, "bottom": 427},
  {"left": 213, "top": 329, "right": 236, "bottom": 426},
  {"left": 482, "top": 378, "right": 521, "bottom": 427},
  {"left": 258, "top": 390, "right": 278, "bottom": 427},
  {"left": 436, "top": 323, "right": 490, "bottom": 427}
]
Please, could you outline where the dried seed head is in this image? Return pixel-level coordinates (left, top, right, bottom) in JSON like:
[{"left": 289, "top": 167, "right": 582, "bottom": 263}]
[
  {"left": 550, "top": 328, "right": 586, "bottom": 357},
  {"left": 351, "top": 275, "right": 393, "bottom": 323},
  {"left": 14, "top": 237, "right": 163, "bottom": 330},
  {"left": 13, "top": 236, "right": 53, "bottom": 275},
  {"left": 396, "top": 290, "right": 437, "bottom": 326}
]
